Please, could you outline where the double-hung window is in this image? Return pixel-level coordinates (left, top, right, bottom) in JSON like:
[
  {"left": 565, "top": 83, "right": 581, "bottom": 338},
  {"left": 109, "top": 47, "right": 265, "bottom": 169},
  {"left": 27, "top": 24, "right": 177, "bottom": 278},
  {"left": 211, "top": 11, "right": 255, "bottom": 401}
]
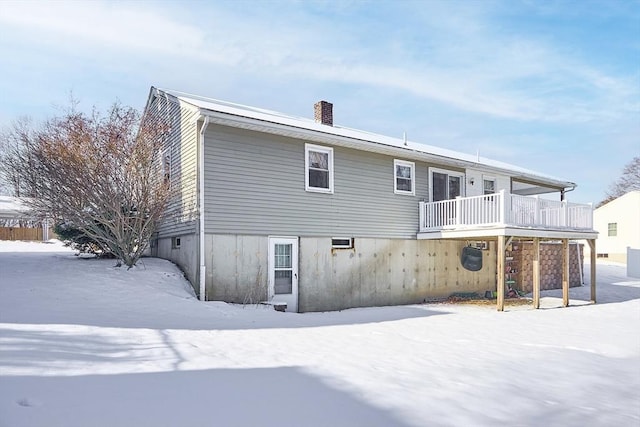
[
  {"left": 483, "top": 178, "right": 496, "bottom": 195},
  {"left": 305, "top": 144, "right": 334, "bottom": 193},
  {"left": 394, "top": 159, "right": 415, "bottom": 195}
]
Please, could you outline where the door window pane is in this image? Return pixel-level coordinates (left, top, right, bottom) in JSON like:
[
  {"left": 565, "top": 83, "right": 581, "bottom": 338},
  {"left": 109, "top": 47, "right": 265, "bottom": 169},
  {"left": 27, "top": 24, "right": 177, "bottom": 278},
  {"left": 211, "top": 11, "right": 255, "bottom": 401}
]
[
  {"left": 432, "top": 171, "right": 463, "bottom": 201},
  {"left": 274, "top": 243, "right": 293, "bottom": 294},
  {"left": 433, "top": 172, "right": 447, "bottom": 202},
  {"left": 448, "top": 176, "right": 461, "bottom": 199},
  {"left": 274, "top": 270, "right": 292, "bottom": 294},
  {"left": 274, "top": 244, "right": 291, "bottom": 268}
]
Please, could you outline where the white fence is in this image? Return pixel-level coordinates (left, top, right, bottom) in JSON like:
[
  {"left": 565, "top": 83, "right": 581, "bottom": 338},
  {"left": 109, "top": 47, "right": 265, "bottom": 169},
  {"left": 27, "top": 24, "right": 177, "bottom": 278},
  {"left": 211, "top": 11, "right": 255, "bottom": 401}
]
[
  {"left": 419, "top": 190, "right": 594, "bottom": 231},
  {"left": 628, "top": 247, "right": 640, "bottom": 278}
]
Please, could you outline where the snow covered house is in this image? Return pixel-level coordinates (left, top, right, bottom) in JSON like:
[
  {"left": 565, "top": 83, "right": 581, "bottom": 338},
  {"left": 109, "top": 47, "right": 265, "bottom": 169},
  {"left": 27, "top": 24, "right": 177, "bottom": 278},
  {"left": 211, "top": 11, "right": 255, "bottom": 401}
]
[
  {"left": 144, "top": 87, "right": 598, "bottom": 312},
  {"left": 587, "top": 191, "right": 640, "bottom": 264}
]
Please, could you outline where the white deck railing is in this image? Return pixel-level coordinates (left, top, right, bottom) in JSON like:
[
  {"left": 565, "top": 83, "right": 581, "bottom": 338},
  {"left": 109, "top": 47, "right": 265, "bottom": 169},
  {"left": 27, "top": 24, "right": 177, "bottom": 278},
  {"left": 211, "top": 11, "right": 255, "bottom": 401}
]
[{"left": 419, "top": 190, "right": 593, "bottom": 232}]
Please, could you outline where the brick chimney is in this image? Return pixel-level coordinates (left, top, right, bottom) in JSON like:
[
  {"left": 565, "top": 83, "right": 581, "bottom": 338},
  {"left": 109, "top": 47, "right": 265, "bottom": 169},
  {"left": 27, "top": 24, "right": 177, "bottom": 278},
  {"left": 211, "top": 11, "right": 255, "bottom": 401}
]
[{"left": 314, "top": 101, "right": 333, "bottom": 126}]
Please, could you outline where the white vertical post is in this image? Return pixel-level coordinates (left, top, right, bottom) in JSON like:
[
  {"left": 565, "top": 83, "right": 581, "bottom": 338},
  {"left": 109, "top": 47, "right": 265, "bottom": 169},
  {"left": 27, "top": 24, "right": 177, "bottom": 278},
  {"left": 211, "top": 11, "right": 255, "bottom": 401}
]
[
  {"left": 42, "top": 218, "right": 48, "bottom": 241},
  {"left": 534, "top": 195, "right": 540, "bottom": 226},
  {"left": 562, "top": 200, "right": 568, "bottom": 227},
  {"left": 419, "top": 201, "right": 425, "bottom": 231},
  {"left": 589, "top": 240, "right": 596, "bottom": 303},
  {"left": 455, "top": 196, "right": 461, "bottom": 225},
  {"left": 588, "top": 202, "right": 593, "bottom": 229},
  {"left": 498, "top": 189, "right": 506, "bottom": 225}
]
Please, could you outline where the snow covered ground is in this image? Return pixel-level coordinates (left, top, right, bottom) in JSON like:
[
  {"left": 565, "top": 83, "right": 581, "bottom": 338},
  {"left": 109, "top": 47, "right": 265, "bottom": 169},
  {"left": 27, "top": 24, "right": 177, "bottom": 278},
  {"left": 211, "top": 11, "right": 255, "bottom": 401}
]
[{"left": 1, "top": 240, "right": 639, "bottom": 427}]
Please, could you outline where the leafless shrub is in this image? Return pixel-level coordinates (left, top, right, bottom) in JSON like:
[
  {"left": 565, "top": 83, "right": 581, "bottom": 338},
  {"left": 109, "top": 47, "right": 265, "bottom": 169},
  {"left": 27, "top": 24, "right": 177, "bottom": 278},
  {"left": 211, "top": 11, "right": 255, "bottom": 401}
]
[{"left": 2, "top": 103, "right": 170, "bottom": 268}]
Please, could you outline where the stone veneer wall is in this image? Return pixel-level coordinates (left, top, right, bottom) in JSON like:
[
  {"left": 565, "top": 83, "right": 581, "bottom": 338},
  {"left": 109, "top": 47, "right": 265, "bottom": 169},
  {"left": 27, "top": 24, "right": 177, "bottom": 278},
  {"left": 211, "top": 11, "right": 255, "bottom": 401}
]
[{"left": 508, "top": 241, "right": 584, "bottom": 293}]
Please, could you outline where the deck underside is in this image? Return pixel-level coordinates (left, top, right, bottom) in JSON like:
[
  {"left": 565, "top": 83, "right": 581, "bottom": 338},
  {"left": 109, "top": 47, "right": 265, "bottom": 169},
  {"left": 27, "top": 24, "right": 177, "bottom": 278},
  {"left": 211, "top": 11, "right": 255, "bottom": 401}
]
[{"left": 417, "top": 225, "right": 598, "bottom": 240}]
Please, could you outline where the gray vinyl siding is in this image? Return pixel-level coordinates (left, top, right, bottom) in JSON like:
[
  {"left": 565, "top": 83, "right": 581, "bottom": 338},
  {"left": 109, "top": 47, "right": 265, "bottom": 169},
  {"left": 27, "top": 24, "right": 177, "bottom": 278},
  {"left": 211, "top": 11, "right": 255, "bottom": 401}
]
[
  {"left": 152, "top": 96, "right": 200, "bottom": 238},
  {"left": 203, "top": 125, "right": 440, "bottom": 238}
]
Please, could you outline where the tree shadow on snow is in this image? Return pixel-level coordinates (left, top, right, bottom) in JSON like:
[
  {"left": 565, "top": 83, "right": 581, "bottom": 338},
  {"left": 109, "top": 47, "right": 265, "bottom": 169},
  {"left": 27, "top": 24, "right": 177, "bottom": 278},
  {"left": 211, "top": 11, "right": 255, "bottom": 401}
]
[{"left": 0, "top": 366, "right": 413, "bottom": 427}]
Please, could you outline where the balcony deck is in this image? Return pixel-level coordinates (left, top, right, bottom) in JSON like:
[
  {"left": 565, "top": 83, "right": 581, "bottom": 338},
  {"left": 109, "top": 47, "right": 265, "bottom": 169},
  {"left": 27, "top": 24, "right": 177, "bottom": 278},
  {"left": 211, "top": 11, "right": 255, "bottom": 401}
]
[{"left": 417, "top": 190, "right": 598, "bottom": 240}]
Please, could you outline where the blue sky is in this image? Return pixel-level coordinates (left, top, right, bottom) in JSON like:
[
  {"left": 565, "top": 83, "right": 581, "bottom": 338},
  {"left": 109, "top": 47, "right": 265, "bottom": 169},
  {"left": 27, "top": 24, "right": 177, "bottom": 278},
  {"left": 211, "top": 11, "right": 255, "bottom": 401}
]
[{"left": 0, "top": 0, "right": 638, "bottom": 203}]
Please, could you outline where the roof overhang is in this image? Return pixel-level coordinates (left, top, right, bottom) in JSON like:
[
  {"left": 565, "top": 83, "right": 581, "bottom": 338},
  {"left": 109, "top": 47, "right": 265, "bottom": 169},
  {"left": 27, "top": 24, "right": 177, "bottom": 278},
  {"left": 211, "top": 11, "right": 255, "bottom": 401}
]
[
  {"left": 197, "top": 109, "right": 575, "bottom": 192},
  {"left": 512, "top": 179, "right": 571, "bottom": 196},
  {"left": 149, "top": 87, "right": 577, "bottom": 194}
]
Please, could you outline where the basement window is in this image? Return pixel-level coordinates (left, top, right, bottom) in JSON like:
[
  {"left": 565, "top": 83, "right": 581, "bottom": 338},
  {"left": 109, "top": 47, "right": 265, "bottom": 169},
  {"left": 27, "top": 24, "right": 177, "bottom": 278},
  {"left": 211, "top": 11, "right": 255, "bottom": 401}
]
[
  {"left": 332, "top": 237, "right": 354, "bottom": 249},
  {"left": 172, "top": 236, "right": 181, "bottom": 249}
]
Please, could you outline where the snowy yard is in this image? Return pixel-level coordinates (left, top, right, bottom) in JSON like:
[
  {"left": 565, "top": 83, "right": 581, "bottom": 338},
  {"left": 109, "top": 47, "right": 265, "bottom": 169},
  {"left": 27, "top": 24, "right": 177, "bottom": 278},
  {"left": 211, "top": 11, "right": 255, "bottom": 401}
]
[{"left": 1, "top": 241, "right": 639, "bottom": 427}]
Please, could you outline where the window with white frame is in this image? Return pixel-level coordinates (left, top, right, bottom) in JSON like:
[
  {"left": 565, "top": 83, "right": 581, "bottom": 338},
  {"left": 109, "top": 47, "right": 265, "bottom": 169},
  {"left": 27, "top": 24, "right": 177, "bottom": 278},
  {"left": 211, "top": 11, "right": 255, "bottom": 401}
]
[
  {"left": 305, "top": 144, "right": 334, "bottom": 193},
  {"left": 608, "top": 223, "right": 617, "bottom": 237},
  {"left": 331, "top": 237, "right": 354, "bottom": 249},
  {"left": 394, "top": 159, "right": 415, "bottom": 195},
  {"left": 483, "top": 178, "right": 496, "bottom": 195}
]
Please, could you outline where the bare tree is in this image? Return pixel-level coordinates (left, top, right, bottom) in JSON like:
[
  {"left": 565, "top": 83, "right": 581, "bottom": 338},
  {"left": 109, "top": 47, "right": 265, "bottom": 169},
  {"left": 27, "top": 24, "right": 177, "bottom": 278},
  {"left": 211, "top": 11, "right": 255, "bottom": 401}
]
[
  {"left": 4, "top": 104, "right": 169, "bottom": 268},
  {"left": 598, "top": 156, "right": 640, "bottom": 207},
  {"left": 0, "top": 117, "right": 36, "bottom": 197}
]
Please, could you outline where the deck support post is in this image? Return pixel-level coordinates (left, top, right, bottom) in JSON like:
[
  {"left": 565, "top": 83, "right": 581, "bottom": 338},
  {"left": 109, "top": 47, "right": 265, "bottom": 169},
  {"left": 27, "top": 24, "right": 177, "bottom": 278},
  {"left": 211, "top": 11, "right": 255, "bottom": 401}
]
[
  {"left": 497, "top": 235, "right": 506, "bottom": 311},
  {"left": 588, "top": 239, "right": 596, "bottom": 303},
  {"left": 562, "top": 238, "right": 569, "bottom": 307},
  {"left": 532, "top": 237, "right": 540, "bottom": 309}
]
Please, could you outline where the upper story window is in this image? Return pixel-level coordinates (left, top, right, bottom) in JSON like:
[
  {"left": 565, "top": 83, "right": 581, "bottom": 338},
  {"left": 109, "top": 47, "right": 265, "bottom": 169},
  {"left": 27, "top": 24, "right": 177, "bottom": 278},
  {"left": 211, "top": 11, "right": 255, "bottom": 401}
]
[
  {"left": 608, "top": 223, "right": 617, "bottom": 237},
  {"left": 394, "top": 159, "right": 415, "bottom": 195},
  {"left": 305, "top": 143, "right": 334, "bottom": 193},
  {"left": 483, "top": 178, "right": 496, "bottom": 195}
]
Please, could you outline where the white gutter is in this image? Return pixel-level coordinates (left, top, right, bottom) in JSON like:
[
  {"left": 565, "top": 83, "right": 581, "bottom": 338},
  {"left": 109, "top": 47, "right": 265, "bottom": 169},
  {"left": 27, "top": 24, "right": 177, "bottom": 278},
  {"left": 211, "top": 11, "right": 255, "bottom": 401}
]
[{"left": 198, "top": 116, "right": 210, "bottom": 301}]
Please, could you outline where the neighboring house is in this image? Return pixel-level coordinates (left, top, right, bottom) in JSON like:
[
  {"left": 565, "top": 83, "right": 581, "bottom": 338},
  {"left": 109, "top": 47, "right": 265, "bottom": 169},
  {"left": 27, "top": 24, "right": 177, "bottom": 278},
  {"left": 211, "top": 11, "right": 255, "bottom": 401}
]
[
  {"left": 144, "top": 87, "right": 597, "bottom": 312},
  {"left": 0, "top": 196, "right": 50, "bottom": 241},
  {"left": 586, "top": 191, "right": 640, "bottom": 263},
  {"left": 0, "top": 196, "right": 30, "bottom": 225}
]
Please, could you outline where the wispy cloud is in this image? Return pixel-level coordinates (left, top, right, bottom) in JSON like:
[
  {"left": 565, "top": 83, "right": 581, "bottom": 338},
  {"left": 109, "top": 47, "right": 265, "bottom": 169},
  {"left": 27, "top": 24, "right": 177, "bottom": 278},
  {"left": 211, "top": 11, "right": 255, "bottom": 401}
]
[{"left": 0, "top": 0, "right": 637, "bottom": 124}]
